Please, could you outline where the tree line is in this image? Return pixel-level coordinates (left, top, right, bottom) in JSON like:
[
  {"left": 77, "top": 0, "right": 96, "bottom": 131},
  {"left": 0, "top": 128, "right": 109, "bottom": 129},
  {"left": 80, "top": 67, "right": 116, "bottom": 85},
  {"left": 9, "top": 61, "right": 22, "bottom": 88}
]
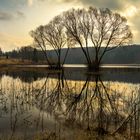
[
  {"left": 0, "top": 46, "right": 40, "bottom": 63},
  {"left": 1, "top": 44, "right": 140, "bottom": 65}
]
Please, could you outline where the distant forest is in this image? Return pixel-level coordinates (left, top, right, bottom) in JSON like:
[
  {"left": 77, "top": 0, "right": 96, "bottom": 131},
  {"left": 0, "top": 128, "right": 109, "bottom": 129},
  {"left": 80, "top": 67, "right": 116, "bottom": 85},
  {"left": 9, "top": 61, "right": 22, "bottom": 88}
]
[{"left": 0, "top": 45, "right": 140, "bottom": 64}]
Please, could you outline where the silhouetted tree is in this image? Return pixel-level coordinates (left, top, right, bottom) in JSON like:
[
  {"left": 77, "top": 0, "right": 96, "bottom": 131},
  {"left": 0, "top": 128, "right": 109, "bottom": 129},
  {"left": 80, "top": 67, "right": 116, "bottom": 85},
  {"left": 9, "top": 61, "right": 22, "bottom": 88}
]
[
  {"left": 32, "top": 48, "right": 38, "bottom": 63},
  {"left": 5, "top": 53, "right": 9, "bottom": 59},
  {"left": 30, "top": 26, "right": 52, "bottom": 66},
  {"left": 63, "top": 7, "right": 132, "bottom": 70},
  {"left": 20, "top": 46, "right": 34, "bottom": 61},
  {"left": 30, "top": 7, "right": 132, "bottom": 70},
  {"left": 30, "top": 16, "right": 70, "bottom": 69},
  {"left": 0, "top": 48, "right": 2, "bottom": 57}
]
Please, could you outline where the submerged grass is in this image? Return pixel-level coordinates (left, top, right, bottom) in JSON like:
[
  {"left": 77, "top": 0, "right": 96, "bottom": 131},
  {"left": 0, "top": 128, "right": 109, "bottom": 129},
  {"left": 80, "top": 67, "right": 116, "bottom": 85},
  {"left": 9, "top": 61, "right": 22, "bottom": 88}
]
[
  {"left": 0, "top": 130, "right": 134, "bottom": 140},
  {"left": 0, "top": 131, "right": 57, "bottom": 140}
]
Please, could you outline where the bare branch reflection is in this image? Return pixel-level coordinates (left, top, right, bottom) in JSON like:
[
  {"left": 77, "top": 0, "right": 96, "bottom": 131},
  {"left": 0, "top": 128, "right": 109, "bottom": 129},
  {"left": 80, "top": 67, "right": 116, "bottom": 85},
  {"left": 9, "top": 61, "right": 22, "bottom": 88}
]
[{"left": 0, "top": 70, "right": 140, "bottom": 139}]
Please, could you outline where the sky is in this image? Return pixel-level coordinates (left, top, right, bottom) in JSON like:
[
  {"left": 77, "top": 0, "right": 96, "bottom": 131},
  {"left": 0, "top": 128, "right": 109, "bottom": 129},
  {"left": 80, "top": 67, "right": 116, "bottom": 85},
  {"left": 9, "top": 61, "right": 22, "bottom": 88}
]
[{"left": 0, "top": 0, "right": 140, "bottom": 51}]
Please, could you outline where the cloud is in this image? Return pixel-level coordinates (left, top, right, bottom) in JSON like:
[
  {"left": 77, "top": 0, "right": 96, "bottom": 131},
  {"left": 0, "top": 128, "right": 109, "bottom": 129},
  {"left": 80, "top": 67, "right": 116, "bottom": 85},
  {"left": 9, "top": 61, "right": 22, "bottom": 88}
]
[
  {"left": 54, "top": 0, "right": 140, "bottom": 43},
  {"left": 0, "top": 10, "right": 25, "bottom": 21},
  {"left": 0, "top": 32, "right": 32, "bottom": 51},
  {"left": 56, "top": 0, "right": 140, "bottom": 12},
  {"left": 56, "top": 0, "right": 124, "bottom": 10},
  {"left": 28, "top": 0, "right": 46, "bottom": 6},
  {"left": 27, "top": 0, "right": 34, "bottom": 6},
  {"left": 16, "top": 11, "right": 25, "bottom": 18},
  {"left": 128, "top": 10, "right": 140, "bottom": 43},
  {"left": 0, "top": 11, "right": 13, "bottom": 20}
]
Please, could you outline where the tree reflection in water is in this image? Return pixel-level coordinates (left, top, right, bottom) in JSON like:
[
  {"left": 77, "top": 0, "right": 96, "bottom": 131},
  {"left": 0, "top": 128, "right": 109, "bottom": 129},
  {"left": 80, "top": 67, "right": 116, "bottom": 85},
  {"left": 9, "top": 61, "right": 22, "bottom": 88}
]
[{"left": 0, "top": 70, "right": 140, "bottom": 139}]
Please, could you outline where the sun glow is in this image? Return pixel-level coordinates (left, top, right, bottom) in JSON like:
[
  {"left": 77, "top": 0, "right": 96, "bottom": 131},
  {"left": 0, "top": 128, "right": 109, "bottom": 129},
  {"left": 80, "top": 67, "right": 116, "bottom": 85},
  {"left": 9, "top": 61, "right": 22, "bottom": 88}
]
[{"left": 123, "top": 5, "right": 138, "bottom": 17}]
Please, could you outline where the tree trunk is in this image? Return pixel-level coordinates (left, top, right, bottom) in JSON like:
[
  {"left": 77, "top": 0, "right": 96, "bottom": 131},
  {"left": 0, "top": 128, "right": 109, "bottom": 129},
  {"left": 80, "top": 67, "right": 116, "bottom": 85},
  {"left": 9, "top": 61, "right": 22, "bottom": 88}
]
[{"left": 88, "top": 53, "right": 100, "bottom": 71}]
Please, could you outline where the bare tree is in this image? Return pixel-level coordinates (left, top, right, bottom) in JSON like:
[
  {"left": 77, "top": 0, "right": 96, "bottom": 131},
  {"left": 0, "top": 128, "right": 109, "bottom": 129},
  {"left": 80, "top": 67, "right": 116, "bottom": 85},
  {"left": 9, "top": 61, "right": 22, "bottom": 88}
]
[
  {"left": 30, "top": 7, "right": 132, "bottom": 70},
  {"left": 63, "top": 8, "right": 92, "bottom": 65},
  {"left": 30, "top": 26, "right": 51, "bottom": 66},
  {"left": 63, "top": 7, "right": 133, "bottom": 70},
  {"left": 30, "top": 16, "right": 69, "bottom": 69}
]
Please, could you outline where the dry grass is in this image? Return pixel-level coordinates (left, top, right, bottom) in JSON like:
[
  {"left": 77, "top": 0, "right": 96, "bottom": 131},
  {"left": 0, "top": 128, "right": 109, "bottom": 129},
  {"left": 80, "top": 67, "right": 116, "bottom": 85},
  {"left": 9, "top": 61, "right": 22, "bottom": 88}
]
[
  {"left": 0, "top": 130, "right": 128, "bottom": 140},
  {"left": 0, "top": 58, "right": 32, "bottom": 65},
  {"left": 0, "top": 57, "right": 47, "bottom": 65}
]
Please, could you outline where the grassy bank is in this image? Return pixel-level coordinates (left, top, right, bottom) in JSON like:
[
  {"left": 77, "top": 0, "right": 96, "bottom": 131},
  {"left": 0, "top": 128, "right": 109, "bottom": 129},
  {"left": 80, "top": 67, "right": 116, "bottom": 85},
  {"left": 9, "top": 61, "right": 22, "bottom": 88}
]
[{"left": 0, "top": 58, "right": 47, "bottom": 65}]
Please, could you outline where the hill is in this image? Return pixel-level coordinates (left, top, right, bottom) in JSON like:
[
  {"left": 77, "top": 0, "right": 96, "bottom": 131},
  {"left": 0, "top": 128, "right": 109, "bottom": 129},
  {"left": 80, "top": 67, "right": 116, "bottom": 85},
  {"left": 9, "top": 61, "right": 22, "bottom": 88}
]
[
  {"left": 47, "top": 45, "right": 140, "bottom": 64},
  {"left": 3, "top": 44, "right": 140, "bottom": 64}
]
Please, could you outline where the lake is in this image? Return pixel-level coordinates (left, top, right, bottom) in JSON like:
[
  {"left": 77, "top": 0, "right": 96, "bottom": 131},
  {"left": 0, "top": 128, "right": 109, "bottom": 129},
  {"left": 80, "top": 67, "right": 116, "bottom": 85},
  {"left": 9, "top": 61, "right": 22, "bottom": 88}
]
[{"left": 0, "top": 67, "right": 140, "bottom": 140}]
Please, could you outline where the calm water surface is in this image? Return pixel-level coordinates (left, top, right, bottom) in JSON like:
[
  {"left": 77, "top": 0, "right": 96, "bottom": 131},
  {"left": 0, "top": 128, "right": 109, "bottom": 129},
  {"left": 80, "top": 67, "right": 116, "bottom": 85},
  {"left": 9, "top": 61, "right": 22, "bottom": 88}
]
[{"left": 0, "top": 67, "right": 140, "bottom": 140}]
